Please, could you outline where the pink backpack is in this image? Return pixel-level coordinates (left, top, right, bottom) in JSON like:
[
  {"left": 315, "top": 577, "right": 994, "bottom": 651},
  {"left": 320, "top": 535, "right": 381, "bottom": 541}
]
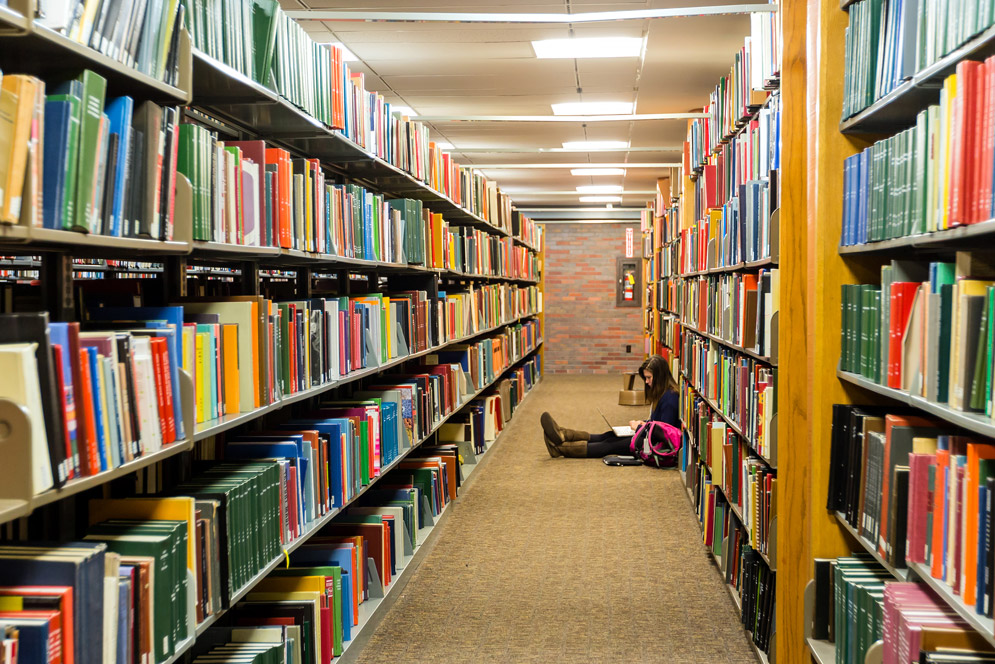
[{"left": 629, "top": 420, "right": 682, "bottom": 468}]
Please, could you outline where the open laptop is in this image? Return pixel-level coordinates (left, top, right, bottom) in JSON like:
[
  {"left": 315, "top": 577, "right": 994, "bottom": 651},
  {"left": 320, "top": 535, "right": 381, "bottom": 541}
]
[{"left": 597, "top": 408, "right": 634, "bottom": 437}]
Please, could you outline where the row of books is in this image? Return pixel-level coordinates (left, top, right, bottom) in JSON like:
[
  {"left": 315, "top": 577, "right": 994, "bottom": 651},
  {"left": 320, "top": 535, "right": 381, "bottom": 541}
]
[
  {"left": 842, "top": 0, "right": 995, "bottom": 121},
  {"left": 510, "top": 211, "right": 541, "bottom": 251},
  {"left": 679, "top": 343, "right": 775, "bottom": 459},
  {"left": 681, "top": 448, "right": 775, "bottom": 654},
  {"left": 841, "top": 58, "right": 995, "bottom": 246},
  {"left": 683, "top": 16, "right": 781, "bottom": 170},
  {"left": 35, "top": 0, "right": 185, "bottom": 85},
  {"left": 3, "top": 289, "right": 540, "bottom": 493},
  {"left": 181, "top": 1, "right": 514, "bottom": 231},
  {"left": 643, "top": 310, "right": 680, "bottom": 352},
  {"left": 810, "top": 556, "right": 995, "bottom": 664},
  {"left": 679, "top": 183, "right": 777, "bottom": 273},
  {"left": 684, "top": 404, "right": 777, "bottom": 555},
  {"left": 678, "top": 271, "right": 779, "bottom": 358},
  {"left": 826, "top": 404, "right": 995, "bottom": 622},
  {"left": 0, "top": 311, "right": 185, "bottom": 497},
  {"left": 0, "top": 69, "right": 181, "bottom": 238},
  {"left": 685, "top": 409, "right": 776, "bottom": 557},
  {"left": 0, "top": 353, "right": 541, "bottom": 664},
  {"left": 839, "top": 255, "right": 995, "bottom": 417}
]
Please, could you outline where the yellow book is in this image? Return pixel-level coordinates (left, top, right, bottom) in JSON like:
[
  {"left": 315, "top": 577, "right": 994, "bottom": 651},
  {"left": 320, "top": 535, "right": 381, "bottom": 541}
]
[
  {"left": 0, "top": 75, "right": 40, "bottom": 224},
  {"left": 222, "top": 324, "right": 240, "bottom": 415},
  {"left": 940, "top": 74, "right": 956, "bottom": 231},
  {"left": 195, "top": 332, "right": 205, "bottom": 423},
  {"left": 88, "top": 497, "right": 198, "bottom": 573}
]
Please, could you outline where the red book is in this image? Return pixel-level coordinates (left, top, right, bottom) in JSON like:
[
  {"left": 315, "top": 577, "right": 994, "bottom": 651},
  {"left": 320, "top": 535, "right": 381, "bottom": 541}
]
[
  {"left": 982, "top": 57, "right": 995, "bottom": 223},
  {"left": 147, "top": 337, "right": 171, "bottom": 446},
  {"left": 150, "top": 338, "right": 175, "bottom": 445},
  {"left": 50, "top": 345, "right": 75, "bottom": 481},
  {"left": 950, "top": 61, "right": 981, "bottom": 227},
  {"left": 0, "top": 587, "right": 72, "bottom": 664},
  {"left": 77, "top": 348, "right": 99, "bottom": 476},
  {"left": 905, "top": 453, "right": 936, "bottom": 564},
  {"left": 265, "top": 147, "right": 292, "bottom": 248},
  {"left": 887, "top": 282, "right": 921, "bottom": 388}
]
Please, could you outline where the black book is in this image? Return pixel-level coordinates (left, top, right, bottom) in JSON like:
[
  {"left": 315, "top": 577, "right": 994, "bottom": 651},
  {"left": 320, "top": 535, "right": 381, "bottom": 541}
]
[
  {"left": 99, "top": 132, "right": 119, "bottom": 236},
  {"left": 889, "top": 466, "right": 910, "bottom": 568},
  {"left": 812, "top": 558, "right": 832, "bottom": 640},
  {"left": 124, "top": 126, "right": 145, "bottom": 237},
  {"left": 0, "top": 313, "right": 68, "bottom": 487},
  {"left": 113, "top": 333, "right": 141, "bottom": 459},
  {"left": 158, "top": 107, "right": 179, "bottom": 241}
]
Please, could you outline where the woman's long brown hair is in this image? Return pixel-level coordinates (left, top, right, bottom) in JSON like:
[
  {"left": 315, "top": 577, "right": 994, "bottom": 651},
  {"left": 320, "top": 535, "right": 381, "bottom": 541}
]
[{"left": 639, "top": 354, "right": 678, "bottom": 405}]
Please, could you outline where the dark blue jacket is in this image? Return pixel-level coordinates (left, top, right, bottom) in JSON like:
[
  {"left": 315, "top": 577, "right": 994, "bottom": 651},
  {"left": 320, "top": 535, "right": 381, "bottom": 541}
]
[{"left": 649, "top": 390, "right": 679, "bottom": 427}]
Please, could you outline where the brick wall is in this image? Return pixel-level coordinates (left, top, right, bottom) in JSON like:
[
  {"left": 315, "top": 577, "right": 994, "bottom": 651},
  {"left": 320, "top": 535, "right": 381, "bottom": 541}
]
[{"left": 543, "top": 222, "right": 644, "bottom": 374}]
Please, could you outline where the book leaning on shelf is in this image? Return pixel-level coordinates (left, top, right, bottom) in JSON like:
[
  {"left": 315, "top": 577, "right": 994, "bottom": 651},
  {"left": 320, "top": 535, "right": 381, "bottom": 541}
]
[{"left": 0, "top": 68, "right": 181, "bottom": 239}]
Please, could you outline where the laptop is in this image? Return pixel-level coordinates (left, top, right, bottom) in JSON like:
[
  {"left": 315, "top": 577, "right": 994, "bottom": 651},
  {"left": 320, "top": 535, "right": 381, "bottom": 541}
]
[{"left": 597, "top": 408, "right": 634, "bottom": 437}]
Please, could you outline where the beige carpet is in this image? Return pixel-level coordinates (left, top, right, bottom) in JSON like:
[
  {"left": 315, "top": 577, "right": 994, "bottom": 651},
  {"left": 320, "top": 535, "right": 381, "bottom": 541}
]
[{"left": 353, "top": 374, "right": 758, "bottom": 664}]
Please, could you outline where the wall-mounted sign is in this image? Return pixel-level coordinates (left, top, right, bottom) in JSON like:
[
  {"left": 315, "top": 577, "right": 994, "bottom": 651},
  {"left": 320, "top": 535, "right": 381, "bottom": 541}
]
[{"left": 625, "top": 227, "right": 634, "bottom": 258}]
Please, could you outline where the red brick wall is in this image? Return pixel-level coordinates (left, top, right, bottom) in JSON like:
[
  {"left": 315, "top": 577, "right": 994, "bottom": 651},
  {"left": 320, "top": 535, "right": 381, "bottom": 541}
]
[{"left": 543, "top": 222, "right": 644, "bottom": 374}]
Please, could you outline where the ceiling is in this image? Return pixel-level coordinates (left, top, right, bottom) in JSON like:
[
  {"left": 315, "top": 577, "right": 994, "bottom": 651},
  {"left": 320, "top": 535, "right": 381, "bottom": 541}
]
[{"left": 278, "top": 0, "right": 755, "bottom": 213}]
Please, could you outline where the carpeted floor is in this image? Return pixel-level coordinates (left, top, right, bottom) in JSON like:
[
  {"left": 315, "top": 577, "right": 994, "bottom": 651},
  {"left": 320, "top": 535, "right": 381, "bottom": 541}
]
[{"left": 353, "top": 374, "right": 758, "bottom": 664}]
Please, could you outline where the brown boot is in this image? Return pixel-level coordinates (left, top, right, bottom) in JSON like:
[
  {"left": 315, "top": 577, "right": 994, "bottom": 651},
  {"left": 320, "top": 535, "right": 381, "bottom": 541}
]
[
  {"left": 543, "top": 434, "right": 564, "bottom": 458},
  {"left": 557, "top": 439, "right": 589, "bottom": 458},
  {"left": 540, "top": 412, "right": 590, "bottom": 445}
]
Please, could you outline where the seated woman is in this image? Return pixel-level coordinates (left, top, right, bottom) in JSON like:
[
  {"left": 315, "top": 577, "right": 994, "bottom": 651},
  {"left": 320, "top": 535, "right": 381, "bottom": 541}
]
[{"left": 540, "top": 354, "right": 679, "bottom": 458}]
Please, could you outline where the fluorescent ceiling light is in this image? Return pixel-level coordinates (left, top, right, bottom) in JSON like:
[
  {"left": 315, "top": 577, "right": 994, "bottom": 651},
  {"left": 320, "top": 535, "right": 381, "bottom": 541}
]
[
  {"left": 571, "top": 168, "right": 626, "bottom": 176},
  {"left": 552, "top": 101, "right": 634, "bottom": 116},
  {"left": 435, "top": 141, "right": 454, "bottom": 150},
  {"left": 580, "top": 196, "right": 623, "bottom": 203},
  {"left": 330, "top": 42, "right": 359, "bottom": 62},
  {"left": 532, "top": 37, "right": 645, "bottom": 59},
  {"left": 561, "top": 140, "right": 629, "bottom": 150},
  {"left": 577, "top": 185, "right": 624, "bottom": 193},
  {"left": 391, "top": 105, "right": 417, "bottom": 117}
]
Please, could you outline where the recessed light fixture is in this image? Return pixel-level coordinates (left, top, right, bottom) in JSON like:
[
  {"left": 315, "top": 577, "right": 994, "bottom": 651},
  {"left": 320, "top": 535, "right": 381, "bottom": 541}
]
[
  {"left": 561, "top": 140, "right": 630, "bottom": 150},
  {"left": 435, "top": 141, "right": 454, "bottom": 150},
  {"left": 551, "top": 101, "right": 634, "bottom": 116},
  {"left": 580, "top": 195, "right": 623, "bottom": 203},
  {"left": 531, "top": 37, "right": 645, "bottom": 59},
  {"left": 577, "top": 185, "right": 624, "bottom": 194},
  {"left": 391, "top": 105, "right": 417, "bottom": 117},
  {"left": 570, "top": 168, "right": 626, "bottom": 176},
  {"left": 329, "top": 42, "right": 359, "bottom": 62}
]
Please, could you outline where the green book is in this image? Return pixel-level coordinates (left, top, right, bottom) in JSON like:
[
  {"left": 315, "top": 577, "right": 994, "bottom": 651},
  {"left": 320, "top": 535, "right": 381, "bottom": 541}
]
[
  {"left": 45, "top": 93, "right": 82, "bottom": 230},
  {"left": 987, "top": 286, "right": 995, "bottom": 415},
  {"left": 937, "top": 283, "right": 955, "bottom": 402},
  {"left": 83, "top": 527, "right": 177, "bottom": 663},
  {"left": 92, "top": 520, "right": 189, "bottom": 652},
  {"left": 970, "top": 293, "right": 990, "bottom": 411},
  {"left": 53, "top": 71, "right": 106, "bottom": 232}
]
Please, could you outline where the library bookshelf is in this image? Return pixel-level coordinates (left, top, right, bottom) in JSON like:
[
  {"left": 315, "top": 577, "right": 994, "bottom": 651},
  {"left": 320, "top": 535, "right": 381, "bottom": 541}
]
[{"left": 0, "top": 2, "right": 545, "bottom": 662}]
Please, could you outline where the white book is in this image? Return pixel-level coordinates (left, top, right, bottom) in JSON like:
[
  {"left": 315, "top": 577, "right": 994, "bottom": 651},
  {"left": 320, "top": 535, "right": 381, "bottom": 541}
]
[
  {"left": 0, "top": 343, "right": 52, "bottom": 495},
  {"left": 130, "top": 336, "right": 162, "bottom": 453}
]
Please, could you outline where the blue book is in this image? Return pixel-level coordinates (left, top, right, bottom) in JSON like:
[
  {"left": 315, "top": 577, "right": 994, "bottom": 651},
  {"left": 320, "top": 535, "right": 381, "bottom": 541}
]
[
  {"left": 85, "top": 347, "right": 108, "bottom": 471},
  {"left": 363, "top": 193, "right": 374, "bottom": 259},
  {"left": 195, "top": 324, "right": 218, "bottom": 421},
  {"left": 48, "top": 322, "right": 79, "bottom": 476},
  {"left": 42, "top": 99, "right": 73, "bottom": 230},
  {"left": 380, "top": 401, "right": 398, "bottom": 465},
  {"left": 116, "top": 569, "right": 133, "bottom": 664},
  {"left": 978, "top": 484, "right": 989, "bottom": 614},
  {"left": 285, "top": 419, "right": 351, "bottom": 507},
  {"left": 0, "top": 616, "right": 51, "bottom": 664},
  {"left": 104, "top": 96, "right": 134, "bottom": 237}
]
